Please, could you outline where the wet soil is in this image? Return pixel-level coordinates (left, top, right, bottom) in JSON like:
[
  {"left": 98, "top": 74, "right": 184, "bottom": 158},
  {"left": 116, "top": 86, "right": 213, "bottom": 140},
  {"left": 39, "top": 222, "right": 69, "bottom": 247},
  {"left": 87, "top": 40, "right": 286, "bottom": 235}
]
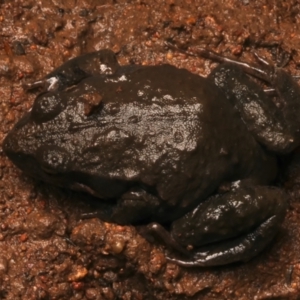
[{"left": 1, "top": 0, "right": 300, "bottom": 299}]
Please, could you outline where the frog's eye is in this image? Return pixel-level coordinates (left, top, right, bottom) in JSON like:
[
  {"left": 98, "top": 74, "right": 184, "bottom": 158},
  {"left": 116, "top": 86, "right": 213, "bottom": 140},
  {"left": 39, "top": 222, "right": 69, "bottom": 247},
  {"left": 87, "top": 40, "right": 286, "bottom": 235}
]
[
  {"left": 36, "top": 146, "right": 69, "bottom": 174},
  {"left": 31, "top": 92, "right": 66, "bottom": 123}
]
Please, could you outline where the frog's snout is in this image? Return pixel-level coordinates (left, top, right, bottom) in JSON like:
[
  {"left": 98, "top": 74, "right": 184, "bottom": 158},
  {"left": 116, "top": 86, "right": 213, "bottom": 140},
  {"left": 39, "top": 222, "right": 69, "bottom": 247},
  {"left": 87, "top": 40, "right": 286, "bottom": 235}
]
[
  {"left": 2, "top": 112, "right": 36, "bottom": 169},
  {"left": 3, "top": 129, "right": 20, "bottom": 158},
  {"left": 3, "top": 131, "right": 35, "bottom": 176}
]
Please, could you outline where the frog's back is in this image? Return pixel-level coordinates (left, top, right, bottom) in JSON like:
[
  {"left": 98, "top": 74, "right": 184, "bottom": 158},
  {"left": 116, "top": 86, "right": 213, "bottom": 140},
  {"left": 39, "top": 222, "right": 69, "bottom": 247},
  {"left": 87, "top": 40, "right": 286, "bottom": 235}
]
[
  {"left": 76, "top": 64, "right": 262, "bottom": 207},
  {"left": 3, "top": 62, "right": 267, "bottom": 215}
]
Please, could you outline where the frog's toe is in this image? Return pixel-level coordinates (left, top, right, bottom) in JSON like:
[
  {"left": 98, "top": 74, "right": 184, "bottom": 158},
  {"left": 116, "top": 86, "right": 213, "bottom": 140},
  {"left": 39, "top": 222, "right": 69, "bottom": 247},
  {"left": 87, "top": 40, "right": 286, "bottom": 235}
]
[
  {"left": 23, "top": 77, "right": 59, "bottom": 92},
  {"left": 167, "top": 215, "right": 280, "bottom": 267}
]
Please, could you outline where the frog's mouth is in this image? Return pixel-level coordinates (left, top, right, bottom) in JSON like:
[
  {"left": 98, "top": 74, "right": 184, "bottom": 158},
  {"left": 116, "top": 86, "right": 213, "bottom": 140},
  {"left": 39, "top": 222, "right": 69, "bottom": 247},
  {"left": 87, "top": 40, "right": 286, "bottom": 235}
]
[
  {"left": 3, "top": 119, "right": 130, "bottom": 201},
  {"left": 3, "top": 142, "right": 74, "bottom": 189}
]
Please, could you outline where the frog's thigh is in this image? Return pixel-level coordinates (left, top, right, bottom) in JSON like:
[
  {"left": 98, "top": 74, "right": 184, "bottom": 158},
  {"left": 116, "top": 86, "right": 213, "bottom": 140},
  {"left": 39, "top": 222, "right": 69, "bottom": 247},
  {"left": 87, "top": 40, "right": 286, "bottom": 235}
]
[
  {"left": 169, "top": 184, "right": 287, "bottom": 267},
  {"left": 209, "top": 64, "right": 296, "bottom": 153},
  {"left": 109, "top": 188, "right": 161, "bottom": 224}
]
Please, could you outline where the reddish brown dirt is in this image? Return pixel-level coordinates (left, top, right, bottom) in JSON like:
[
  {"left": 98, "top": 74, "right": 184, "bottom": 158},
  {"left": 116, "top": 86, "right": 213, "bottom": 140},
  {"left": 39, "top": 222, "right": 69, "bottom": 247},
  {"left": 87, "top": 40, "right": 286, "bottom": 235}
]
[{"left": 1, "top": 1, "right": 300, "bottom": 299}]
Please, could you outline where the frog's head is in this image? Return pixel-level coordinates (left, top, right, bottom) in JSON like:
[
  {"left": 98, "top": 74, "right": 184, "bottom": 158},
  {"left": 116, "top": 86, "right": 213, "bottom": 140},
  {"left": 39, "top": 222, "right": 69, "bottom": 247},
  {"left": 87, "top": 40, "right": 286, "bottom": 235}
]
[
  {"left": 3, "top": 89, "right": 80, "bottom": 186},
  {"left": 3, "top": 85, "right": 128, "bottom": 199}
]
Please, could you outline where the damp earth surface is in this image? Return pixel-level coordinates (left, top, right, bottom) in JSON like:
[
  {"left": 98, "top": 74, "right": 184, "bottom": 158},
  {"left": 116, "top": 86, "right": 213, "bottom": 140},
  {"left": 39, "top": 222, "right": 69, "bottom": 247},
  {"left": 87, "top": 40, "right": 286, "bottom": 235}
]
[{"left": 2, "top": 0, "right": 300, "bottom": 299}]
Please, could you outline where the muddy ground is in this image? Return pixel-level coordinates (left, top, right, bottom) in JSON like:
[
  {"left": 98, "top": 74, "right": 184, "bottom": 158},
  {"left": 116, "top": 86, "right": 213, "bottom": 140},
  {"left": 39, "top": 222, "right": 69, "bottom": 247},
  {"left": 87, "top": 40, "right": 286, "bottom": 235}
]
[{"left": 1, "top": 0, "right": 300, "bottom": 299}]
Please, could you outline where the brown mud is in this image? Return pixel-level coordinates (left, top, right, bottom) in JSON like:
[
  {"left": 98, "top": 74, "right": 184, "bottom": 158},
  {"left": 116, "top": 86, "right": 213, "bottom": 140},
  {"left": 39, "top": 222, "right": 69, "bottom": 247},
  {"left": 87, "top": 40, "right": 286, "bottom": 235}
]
[{"left": 1, "top": 1, "right": 300, "bottom": 299}]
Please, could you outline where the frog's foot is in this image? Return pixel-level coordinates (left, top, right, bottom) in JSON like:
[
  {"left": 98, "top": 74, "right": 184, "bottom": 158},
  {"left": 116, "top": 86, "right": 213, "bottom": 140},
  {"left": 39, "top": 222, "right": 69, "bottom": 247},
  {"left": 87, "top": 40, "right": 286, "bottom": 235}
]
[
  {"left": 209, "top": 63, "right": 299, "bottom": 154},
  {"left": 167, "top": 42, "right": 300, "bottom": 154},
  {"left": 143, "top": 223, "right": 192, "bottom": 256},
  {"left": 24, "top": 50, "right": 120, "bottom": 92},
  {"left": 49, "top": 50, "right": 120, "bottom": 90},
  {"left": 163, "top": 184, "right": 287, "bottom": 267},
  {"left": 166, "top": 215, "right": 278, "bottom": 267},
  {"left": 164, "top": 41, "right": 271, "bottom": 82},
  {"left": 23, "top": 77, "right": 61, "bottom": 92},
  {"left": 212, "top": 50, "right": 300, "bottom": 153}
]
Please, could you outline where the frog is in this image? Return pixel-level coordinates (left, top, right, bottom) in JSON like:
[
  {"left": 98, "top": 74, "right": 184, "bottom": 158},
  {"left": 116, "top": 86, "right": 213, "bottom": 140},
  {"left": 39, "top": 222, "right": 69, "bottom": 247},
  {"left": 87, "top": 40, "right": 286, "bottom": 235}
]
[{"left": 3, "top": 46, "right": 299, "bottom": 267}]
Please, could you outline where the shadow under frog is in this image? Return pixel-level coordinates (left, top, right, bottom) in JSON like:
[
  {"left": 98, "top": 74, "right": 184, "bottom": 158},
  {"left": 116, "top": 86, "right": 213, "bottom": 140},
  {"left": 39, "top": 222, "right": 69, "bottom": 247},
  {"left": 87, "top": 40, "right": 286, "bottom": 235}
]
[{"left": 3, "top": 47, "right": 300, "bottom": 267}]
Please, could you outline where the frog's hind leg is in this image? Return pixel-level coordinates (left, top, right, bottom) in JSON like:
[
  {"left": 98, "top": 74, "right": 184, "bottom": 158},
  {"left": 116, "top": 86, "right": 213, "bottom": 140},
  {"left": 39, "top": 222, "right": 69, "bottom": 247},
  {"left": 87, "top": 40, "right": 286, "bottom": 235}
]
[
  {"left": 208, "top": 62, "right": 300, "bottom": 154},
  {"left": 153, "top": 183, "right": 287, "bottom": 267},
  {"left": 168, "top": 42, "right": 300, "bottom": 154},
  {"left": 167, "top": 214, "right": 279, "bottom": 267},
  {"left": 206, "top": 52, "right": 300, "bottom": 153}
]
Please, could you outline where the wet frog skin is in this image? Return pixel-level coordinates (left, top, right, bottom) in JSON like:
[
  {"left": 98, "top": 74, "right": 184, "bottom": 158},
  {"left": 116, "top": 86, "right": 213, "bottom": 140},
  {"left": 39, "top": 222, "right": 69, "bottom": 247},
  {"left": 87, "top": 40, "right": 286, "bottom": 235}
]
[{"left": 3, "top": 48, "right": 300, "bottom": 267}]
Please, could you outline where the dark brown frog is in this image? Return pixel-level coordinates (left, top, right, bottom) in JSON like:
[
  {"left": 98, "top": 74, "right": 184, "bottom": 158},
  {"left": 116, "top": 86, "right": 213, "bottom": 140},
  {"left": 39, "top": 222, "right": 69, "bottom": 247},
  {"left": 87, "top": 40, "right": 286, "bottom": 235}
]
[{"left": 3, "top": 48, "right": 299, "bottom": 267}]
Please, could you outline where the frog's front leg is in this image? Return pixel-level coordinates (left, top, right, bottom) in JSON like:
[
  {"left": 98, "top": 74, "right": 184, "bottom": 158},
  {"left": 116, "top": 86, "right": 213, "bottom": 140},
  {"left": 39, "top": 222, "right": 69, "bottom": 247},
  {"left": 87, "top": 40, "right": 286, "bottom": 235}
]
[
  {"left": 150, "top": 182, "right": 287, "bottom": 267},
  {"left": 82, "top": 187, "right": 162, "bottom": 225},
  {"left": 25, "top": 50, "right": 120, "bottom": 92}
]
